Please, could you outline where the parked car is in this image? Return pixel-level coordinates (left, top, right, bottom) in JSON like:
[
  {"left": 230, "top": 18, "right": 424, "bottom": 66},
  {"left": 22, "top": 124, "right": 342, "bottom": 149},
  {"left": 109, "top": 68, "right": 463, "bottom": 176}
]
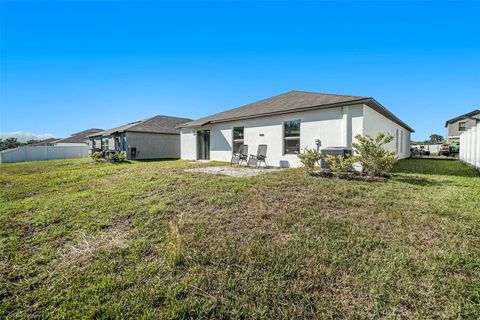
[{"left": 411, "top": 146, "right": 430, "bottom": 156}]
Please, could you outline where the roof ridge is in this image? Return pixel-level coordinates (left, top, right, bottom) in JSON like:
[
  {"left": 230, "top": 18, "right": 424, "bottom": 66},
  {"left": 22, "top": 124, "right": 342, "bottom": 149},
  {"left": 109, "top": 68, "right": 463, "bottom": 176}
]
[
  {"left": 129, "top": 115, "right": 193, "bottom": 129},
  {"left": 180, "top": 90, "right": 368, "bottom": 126},
  {"left": 290, "top": 90, "right": 367, "bottom": 99}
]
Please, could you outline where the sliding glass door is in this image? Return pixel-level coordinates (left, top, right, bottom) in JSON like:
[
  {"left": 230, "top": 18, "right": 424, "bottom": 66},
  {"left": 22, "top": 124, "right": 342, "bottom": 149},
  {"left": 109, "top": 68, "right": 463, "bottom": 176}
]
[{"left": 197, "top": 130, "right": 210, "bottom": 160}]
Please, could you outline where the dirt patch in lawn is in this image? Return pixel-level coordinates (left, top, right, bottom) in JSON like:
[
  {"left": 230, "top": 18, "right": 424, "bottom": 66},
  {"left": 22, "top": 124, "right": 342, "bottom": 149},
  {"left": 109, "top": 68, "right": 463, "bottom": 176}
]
[
  {"left": 185, "top": 166, "right": 281, "bottom": 177},
  {"left": 310, "top": 171, "right": 388, "bottom": 182},
  {"left": 56, "top": 221, "right": 131, "bottom": 270}
]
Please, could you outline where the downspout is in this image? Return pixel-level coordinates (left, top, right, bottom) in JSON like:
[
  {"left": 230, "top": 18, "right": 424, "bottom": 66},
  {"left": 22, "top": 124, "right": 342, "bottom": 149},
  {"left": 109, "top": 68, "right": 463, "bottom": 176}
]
[{"left": 342, "top": 106, "right": 352, "bottom": 148}]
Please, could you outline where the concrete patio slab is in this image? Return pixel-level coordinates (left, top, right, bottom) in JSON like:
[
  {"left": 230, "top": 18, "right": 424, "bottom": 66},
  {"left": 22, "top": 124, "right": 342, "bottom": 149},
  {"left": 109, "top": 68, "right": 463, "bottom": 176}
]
[{"left": 185, "top": 166, "right": 280, "bottom": 177}]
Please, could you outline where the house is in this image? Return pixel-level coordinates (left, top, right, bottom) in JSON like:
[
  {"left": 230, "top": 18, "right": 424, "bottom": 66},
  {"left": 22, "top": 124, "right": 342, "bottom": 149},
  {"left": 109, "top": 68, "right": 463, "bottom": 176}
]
[
  {"left": 55, "top": 129, "right": 104, "bottom": 147},
  {"left": 178, "top": 91, "right": 414, "bottom": 168},
  {"left": 28, "top": 138, "right": 62, "bottom": 146},
  {"left": 445, "top": 109, "right": 480, "bottom": 141},
  {"left": 88, "top": 115, "right": 192, "bottom": 160}
]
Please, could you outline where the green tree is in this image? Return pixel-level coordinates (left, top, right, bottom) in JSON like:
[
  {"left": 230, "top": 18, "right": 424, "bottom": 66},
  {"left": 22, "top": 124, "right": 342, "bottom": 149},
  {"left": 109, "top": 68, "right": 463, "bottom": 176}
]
[
  {"left": 3, "top": 137, "right": 23, "bottom": 149},
  {"left": 429, "top": 134, "right": 444, "bottom": 143}
]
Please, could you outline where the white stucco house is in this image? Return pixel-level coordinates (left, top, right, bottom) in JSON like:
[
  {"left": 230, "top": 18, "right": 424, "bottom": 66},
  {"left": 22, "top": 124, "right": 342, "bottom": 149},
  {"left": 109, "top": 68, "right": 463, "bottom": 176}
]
[{"left": 178, "top": 91, "right": 414, "bottom": 168}]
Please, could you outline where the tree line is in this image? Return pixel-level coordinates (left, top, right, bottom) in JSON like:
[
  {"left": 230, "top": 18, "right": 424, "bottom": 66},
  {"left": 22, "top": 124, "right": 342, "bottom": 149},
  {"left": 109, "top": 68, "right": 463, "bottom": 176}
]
[{"left": 0, "top": 138, "right": 50, "bottom": 150}]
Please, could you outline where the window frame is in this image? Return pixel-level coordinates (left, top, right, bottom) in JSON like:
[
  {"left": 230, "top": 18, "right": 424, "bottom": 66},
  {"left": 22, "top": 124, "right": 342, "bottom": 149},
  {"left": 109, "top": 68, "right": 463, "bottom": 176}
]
[
  {"left": 458, "top": 121, "right": 467, "bottom": 132},
  {"left": 232, "top": 126, "right": 244, "bottom": 154},
  {"left": 101, "top": 138, "right": 110, "bottom": 151},
  {"left": 283, "top": 120, "right": 301, "bottom": 155}
]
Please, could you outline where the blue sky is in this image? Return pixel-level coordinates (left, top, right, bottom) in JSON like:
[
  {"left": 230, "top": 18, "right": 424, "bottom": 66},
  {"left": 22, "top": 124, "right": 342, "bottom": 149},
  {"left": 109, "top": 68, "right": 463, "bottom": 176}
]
[{"left": 1, "top": 1, "right": 479, "bottom": 141}]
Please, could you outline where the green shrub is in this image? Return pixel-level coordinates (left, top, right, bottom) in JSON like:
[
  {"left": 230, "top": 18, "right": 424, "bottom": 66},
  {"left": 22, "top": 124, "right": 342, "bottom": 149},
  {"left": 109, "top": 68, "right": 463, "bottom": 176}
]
[
  {"left": 107, "top": 151, "right": 127, "bottom": 163},
  {"left": 297, "top": 148, "right": 322, "bottom": 173},
  {"left": 119, "top": 151, "right": 127, "bottom": 162},
  {"left": 324, "top": 154, "right": 357, "bottom": 173},
  {"left": 91, "top": 152, "right": 103, "bottom": 161},
  {"left": 352, "top": 133, "right": 398, "bottom": 176}
]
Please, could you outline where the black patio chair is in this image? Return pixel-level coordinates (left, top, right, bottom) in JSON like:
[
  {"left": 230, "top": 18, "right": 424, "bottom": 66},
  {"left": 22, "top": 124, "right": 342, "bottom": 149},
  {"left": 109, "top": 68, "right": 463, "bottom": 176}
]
[
  {"left": 231, "top": 145, "right": 248, "bottom": 166},
  {"left": 247, "top": 144, "right": 267, "bottom": 168}
]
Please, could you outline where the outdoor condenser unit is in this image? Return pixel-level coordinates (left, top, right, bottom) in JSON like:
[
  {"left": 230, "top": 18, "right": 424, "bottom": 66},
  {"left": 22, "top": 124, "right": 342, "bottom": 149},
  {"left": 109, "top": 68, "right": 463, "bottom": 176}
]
[{"left": 320, "top": 147, "right": 352, "bottom": 170}]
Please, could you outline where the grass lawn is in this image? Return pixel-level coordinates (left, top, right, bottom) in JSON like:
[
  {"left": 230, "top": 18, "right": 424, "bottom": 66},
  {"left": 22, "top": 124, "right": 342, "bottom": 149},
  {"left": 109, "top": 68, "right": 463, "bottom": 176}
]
[{"left": 1, "top": 158, "right": 479, "bottom": 319}]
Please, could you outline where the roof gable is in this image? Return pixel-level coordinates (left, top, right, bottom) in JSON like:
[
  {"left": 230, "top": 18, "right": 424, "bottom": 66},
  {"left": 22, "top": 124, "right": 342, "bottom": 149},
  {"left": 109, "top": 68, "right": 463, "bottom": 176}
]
[
  {"left": 56, "top": 128, "right": 104, "bottom": 143},
  {"left": 91, "top": 115, "right": 193, "bottom": 136},
  {"left": 445, "top": 109, "right": 480, "bottom": 127}
]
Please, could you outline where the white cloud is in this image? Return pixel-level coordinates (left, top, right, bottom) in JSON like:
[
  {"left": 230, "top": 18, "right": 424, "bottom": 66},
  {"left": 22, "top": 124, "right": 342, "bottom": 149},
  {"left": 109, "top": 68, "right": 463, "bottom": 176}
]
[{"left": 0, "top": 131, "right": 57, "bottom": 143}]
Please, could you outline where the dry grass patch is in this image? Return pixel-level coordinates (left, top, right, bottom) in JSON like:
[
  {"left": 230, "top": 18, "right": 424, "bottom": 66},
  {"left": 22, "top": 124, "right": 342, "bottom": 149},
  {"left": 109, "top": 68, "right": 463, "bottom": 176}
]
[{"left": 0, "top": 158, "right": 479, "bottom": 319}]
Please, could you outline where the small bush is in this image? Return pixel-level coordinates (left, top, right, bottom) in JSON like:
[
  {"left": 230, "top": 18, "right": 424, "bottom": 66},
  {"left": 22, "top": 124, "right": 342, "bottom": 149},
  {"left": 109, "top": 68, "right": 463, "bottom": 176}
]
[
  {"left": 352, "top": 133, "right": 397, "bottom": 177},
  {"left": 324, "top": 154, "right": 357, "bottom": 173},
  {"left": 297, "top": 148, "right": 323, "bottom": 173},
  {"left": 107, "top": 151, "right": 127, "bottom": 163},
  {"left": 118, "top": 151, "right": 127, "bottom": 162},
  {"left": 91, "top": 152, "right": 103, "bottom": 162}
]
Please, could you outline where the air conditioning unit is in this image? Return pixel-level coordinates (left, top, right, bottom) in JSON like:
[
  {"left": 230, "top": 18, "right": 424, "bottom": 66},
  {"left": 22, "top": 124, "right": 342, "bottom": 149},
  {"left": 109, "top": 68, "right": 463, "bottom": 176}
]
[{"left": 320, "top": 147, "right": 352, "bottom": 170}]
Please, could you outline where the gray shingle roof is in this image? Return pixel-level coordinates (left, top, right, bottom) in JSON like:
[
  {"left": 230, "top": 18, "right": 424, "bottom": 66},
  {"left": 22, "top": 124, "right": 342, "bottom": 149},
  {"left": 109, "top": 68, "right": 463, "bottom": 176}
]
[
  {"left": 29, "top": 138, "right": 62, "bottom": 146},
  {"left": 445, "top": 109, "right": 480, "bottom": 127},
  {"left": 90, "top": 115, "right": 193, "bottom": 137},
  {"left": 56, "top": 128, "right": 104, "bottom": 144},
  {"left": 178, "top": 90, "right": 414, "bottom": 132}
]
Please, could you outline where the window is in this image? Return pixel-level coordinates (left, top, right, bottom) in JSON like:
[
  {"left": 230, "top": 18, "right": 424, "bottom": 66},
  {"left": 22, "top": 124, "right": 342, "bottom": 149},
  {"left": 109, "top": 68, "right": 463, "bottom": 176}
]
[
  {"left": 284, "top": 120, "right": 300, "bottom": 154},
  {"left": 232, "top": 127, "right": 244, "bottom": 153},
  {"left": 102, "top": 138, "right": 110, "bottom": 150},
  {"left": 458, "top": 121, "right": 466, "bottom": 131}
]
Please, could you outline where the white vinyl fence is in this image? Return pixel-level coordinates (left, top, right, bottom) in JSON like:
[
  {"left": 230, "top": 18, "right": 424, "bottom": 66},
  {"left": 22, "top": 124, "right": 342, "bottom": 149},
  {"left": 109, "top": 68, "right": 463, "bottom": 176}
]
[
  {"left": 459, "top": 123, "right": 480, "bottom": 170},
  {"left": 0, "top": 146, "right": 89, "bottom": 163}
]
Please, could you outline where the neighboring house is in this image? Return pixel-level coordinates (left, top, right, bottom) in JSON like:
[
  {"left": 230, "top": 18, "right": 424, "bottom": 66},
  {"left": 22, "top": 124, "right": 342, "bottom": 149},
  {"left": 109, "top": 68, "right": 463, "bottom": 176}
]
[
  {"left": 28, "top": 138, "right": 62, "bottom": 146},
  {"left": 55, "top": 129, "right": 104, "bottom": 147},
  {"left": 88, "top": 115, "right": 192, "bottom": 160},
  {"left": 445, "top": 109, "right": 480, "bottom": 141},
  {"left": 178, "top": 90, "right": 414, "bottom": 168}
]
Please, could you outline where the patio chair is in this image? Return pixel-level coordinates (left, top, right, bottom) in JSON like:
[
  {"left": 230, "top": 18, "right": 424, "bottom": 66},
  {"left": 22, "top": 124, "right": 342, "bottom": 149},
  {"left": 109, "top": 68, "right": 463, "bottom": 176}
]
[
  {"left": 247, "top": 144, "right": 267, "bottom": 168},
  {"left": 231, "top": 145, "right": 248, "bottom": 166}
]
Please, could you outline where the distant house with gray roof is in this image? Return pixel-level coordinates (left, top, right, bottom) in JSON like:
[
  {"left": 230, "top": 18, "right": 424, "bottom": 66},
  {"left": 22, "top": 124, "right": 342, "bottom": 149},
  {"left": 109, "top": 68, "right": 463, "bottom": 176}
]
[
  {"left": 445, "top": 109, "right": 480, "bottom": 141},
  {"left": 55, "top": 128, "right": 104, "bottom": 147},
  {"left": 29, "top": 138, "right": 62, "bottom": 147},
  {"left": 88, "top": 115, "right": 192, "bottom": 160}
]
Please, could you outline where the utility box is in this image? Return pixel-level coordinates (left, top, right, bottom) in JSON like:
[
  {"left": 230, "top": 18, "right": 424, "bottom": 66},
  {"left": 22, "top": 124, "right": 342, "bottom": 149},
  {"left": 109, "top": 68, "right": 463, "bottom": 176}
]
[{"left": 320, "top": 147, "right": 352, "bottom": 170}]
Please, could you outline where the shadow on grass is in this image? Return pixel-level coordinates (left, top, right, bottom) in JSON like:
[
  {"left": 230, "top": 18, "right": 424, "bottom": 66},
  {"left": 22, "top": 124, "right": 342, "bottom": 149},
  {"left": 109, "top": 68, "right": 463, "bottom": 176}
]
[
  {"left": 411, "top": 156, "right": 457, "bottom": 161},
  {"left": 392, "top": 175, "right": 446, "bottom": 187},
  {"left": 392, "top": 158, "right": 479, "bottom": 178},
  {"left": 134, "top": 158, "right": 180, "bottom": 162}
]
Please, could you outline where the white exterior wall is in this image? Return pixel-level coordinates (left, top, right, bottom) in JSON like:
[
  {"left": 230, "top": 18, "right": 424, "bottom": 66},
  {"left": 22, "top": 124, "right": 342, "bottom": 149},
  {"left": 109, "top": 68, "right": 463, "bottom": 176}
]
[
  {"left": 180, "top": 104, "right": 412, "bottom": 167},
  {"left": 362, "top": 105, "right": 411, "bottom": 159},
  {"left": 181, "top": 105, "right": 364, "bottom": 168},
  {"left": 181, "top": 129, "right": 197, "bottom": 160},
  {"left": 125, "top": 132, "right": 180, "bottom": 160}
]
